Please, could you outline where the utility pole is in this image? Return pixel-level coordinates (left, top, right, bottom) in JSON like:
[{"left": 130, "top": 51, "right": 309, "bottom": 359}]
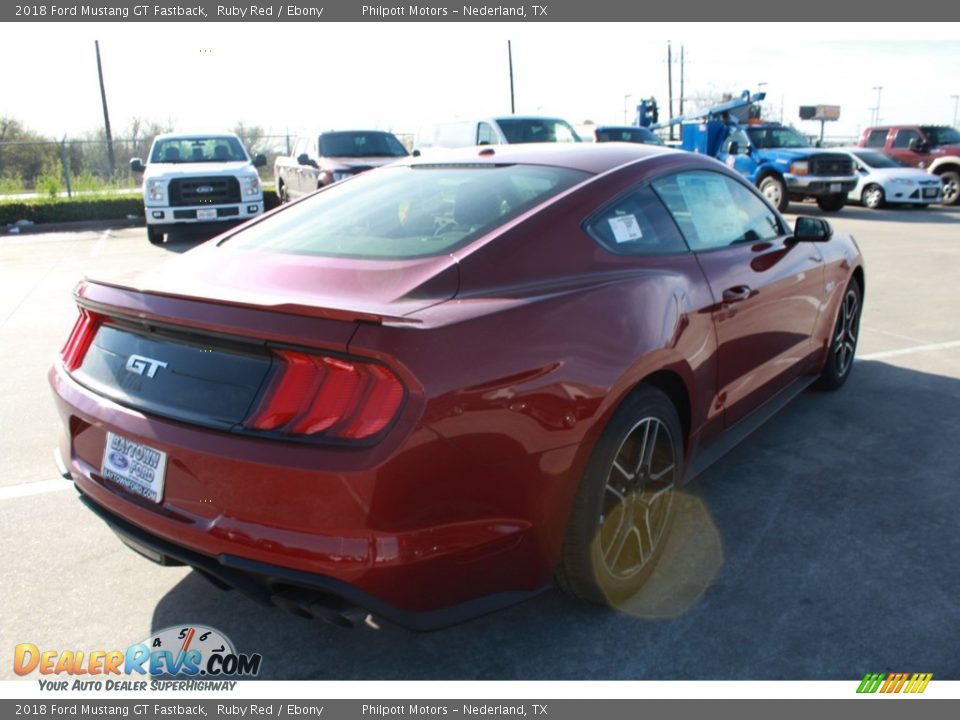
[
  {"left": 667, "top": 41, "right": 674, "bottom": 141},
  {"left": 95, "top": 40, "right": 116, "bottom": 176},
  {"left": 507, "top": 41, "right": 516, "bottom": 114},
  {"left": 872, "top": 85, "right": 883, "bottom": 126},
  {"left": 623, "top": 94, "right": 632, "bottom": 124},
  {"left": 952, "top": 95, "right": 959, "bottom": 128},
  {"left": 679, "top": 45, "right": 685, "bottom": 117}
]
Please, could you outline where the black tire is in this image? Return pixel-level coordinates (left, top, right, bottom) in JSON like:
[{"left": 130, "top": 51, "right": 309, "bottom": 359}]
[
  {"left": 815, "top": 278, "right": 862, "bottom": 391},
  {"left": 759, "top": 176, "right": 789, "bottom": 212},
  {"left": 938, "top": 170, "right": 959, "bottom": 206},
  {"left": 146, "top": 225, "right": 165, "bottom": 245},
  {"left": 278, "top": 180, "right": 289, "bottom": 204},
  {"left": 557, "top": 385, "right": 683, "bottom": 606},
  {"left": 816, "top": 194, "right": 847, "bottom": 212},
  {"left": 861, "top": 184, "right": 885, "bottom": 210}
]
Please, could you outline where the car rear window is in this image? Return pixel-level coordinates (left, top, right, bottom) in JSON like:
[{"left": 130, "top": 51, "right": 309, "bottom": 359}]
[
  {"left": 595, "top": 128, "right": 662, "bottom": 145},
  {"left": 150, "top": 136, "right": 247, "bottom": 163},
  {"left": 226, "top": 164, "right": 591, "bottom": 259},
  {"left": 318, "top": 131, "right": 408, "bottom": 158},
  {"left": 496, "top": 119, "right": 581, "bottom": 144}
]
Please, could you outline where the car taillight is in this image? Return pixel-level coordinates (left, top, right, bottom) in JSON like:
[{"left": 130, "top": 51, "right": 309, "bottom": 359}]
[
  {"left": 60, "top": 309, "right": 102, "bottom": 372},
  {"left": 244, "top": 349, "right": 405, "bottom": 441}
]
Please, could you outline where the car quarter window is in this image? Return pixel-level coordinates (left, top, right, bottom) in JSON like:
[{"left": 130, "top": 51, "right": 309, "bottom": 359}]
[
  {"left": 651, "top": 171, "right": 783, "bottom": 251},
  {"left": 865, "top": 129, "right": 889, "bottom": 148},
  {"left": 584, "top": 186, "right": 689, "bottom": 256}
]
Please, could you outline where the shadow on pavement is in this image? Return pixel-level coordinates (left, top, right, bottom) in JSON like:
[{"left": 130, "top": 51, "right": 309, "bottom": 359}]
[{"left": 151, "top": 360, "right": 960, "bottom": 680}]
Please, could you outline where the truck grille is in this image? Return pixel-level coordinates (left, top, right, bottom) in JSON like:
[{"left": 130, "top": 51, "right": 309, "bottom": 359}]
[
  {"left": 810, "top": 154, "right": 853, "bottom": 177},
  {"left": 168, "top": 177, "right": 241, "bottom": 207}
]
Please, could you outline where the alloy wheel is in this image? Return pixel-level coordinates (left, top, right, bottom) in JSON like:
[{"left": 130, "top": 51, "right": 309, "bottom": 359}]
[
  {"left": 598, "top": 417, "right": 676, "bottom": 580},
  {"left": 942, "top": 175, "right": 959, "bottom": 205},
  {"left": 834, "top": 287, "right": 860, "bottom": 377},
  {"left": 863, "top": 185, "right": 884, "bottom": 209}
]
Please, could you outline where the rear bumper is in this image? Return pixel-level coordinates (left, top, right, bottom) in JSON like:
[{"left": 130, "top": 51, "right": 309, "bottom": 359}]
[
  {"left": 76, "top": 489, "right": 543, "bottom": 631},
  {"left": 50, "top": 362, "right": 571, "bottom": 625}
]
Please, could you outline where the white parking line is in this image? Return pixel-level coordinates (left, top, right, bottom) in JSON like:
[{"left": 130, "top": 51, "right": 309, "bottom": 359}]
[
  {"left": 0, "top": 479, "right": 74, "bottom": 501},
  {"left": 90, "top": 229, "right": 111, "bottom": 257},
  {"left": 859, "top": 340, "right": 960, "bottom": 361},
  {"left": 862, "top": 327, "right": 932, "bottom": 345}
]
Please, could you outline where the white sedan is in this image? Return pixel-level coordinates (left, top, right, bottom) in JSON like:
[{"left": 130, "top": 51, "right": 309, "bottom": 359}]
[{"left": 841, "top": 148, "right": 943, "bottom": 209}]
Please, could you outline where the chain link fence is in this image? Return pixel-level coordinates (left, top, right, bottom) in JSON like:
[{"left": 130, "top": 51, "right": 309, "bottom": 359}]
[{"left": 0, "top": 134, "right": 302, "bottom": 197}]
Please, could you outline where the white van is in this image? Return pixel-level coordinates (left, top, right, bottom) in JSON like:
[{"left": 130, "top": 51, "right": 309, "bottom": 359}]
[{"left": 416, "top": 116, "right": 581, "bottom": 151}]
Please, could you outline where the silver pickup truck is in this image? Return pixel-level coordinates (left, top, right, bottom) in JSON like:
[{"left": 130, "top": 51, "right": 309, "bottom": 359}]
[{"left": 273, "top": 130, "right": 409, "bottom": 202}]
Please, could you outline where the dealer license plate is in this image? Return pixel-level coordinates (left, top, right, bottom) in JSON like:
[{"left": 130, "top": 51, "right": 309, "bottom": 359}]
[
  {"left": 197, "top": 208, "right": 217, "bottom": 220},
  {"left": 922, "top": 188, "right": 939, "bottom": 198},
  {"left": 101, "top": 432, "right": 167, "bottom": 503},
  {"left": 829, "top": 183, "right": 841, "bottom": 192}
]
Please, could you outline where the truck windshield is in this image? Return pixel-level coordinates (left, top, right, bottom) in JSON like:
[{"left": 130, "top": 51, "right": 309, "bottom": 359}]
[
  {"left": 496, "top": 119, "right": 581, "bottom": 144},
  {"left": 318, "top": 132, "right": 409, "bottom": 158},
  {"left": 225, "top": 164, "right": 589, "bottom": 259},
  {"left": 150, "top": 137, "right": 248, "bottom": 163},
  {"left": 920, "top": 126, "right": 960, "bottom": 146},
  {"left": 746, "top": 127, "right": 810, "bottom": 149}
]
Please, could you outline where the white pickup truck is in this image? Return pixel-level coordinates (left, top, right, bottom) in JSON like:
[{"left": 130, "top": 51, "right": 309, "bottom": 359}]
[{"left": 130, "top": 132, "right": 267, "bottom": 244}]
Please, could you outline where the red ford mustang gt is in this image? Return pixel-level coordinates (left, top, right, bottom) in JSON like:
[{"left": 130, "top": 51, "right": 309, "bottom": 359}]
[{"left": 50, "top": 143, "right": 864, "bottom": 630}]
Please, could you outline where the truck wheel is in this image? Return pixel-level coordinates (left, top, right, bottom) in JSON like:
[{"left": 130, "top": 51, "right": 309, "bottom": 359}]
[
  {"left": 146, "top": 225, "right": 165, "bottom": 245},
  {"left": 816, "top": 194, "right": 846, "bottom": 212},
  {"left": 861, "top": 184, "right": 885, "bottom": 210},
  {"left": 759, "top": 176, "right": 789, "bottom": 212},
  {"left": 939, "top": 170, "right": 959, "bottom": 206}
]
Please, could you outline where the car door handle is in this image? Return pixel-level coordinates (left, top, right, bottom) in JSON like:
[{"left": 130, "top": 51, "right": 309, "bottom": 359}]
[{"left": 722, "top": 285, "right": 753, "bottom": 303}]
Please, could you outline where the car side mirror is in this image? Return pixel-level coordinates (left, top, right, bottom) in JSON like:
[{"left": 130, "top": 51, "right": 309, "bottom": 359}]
[
  {"left": 909, "top": 138, "right": 929, "bottom": 153},
  {"left": 297, "top": 153, "right": 317, "bottom": 167},
  {"left": 253, "top": 153, "right": 267, "bottom": 168},
  {"left": 793, "top": 216, "right": 833, "bottom": 242},
  {"left": 129, "top": 158, "right": 145, "bottom": 173},
  {"left": 728, "top": 141, "right": 739, "bottom": 156}
]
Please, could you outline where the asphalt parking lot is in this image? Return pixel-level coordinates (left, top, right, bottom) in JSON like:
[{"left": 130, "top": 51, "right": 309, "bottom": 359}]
[{"left": 1, "top": 204, "right": 958, "bottom": 680}]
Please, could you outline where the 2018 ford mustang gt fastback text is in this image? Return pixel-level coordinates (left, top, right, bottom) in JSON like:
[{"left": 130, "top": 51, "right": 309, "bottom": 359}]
[{"left": 50, "top": 143, "right": 864, "bottom": 630}]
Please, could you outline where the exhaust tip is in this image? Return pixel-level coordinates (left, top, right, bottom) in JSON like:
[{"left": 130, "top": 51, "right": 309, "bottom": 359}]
[{"left": 269, "top": 586, "right": 373, "bottom": 629}]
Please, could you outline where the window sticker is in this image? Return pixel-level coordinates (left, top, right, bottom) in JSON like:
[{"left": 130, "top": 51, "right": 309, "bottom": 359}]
[{"left": 608, "top": 214, "right": 643, "bottom": 243}]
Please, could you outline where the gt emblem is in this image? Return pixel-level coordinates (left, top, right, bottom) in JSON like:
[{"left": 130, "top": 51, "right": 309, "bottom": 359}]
[{"left": 126, "top": 354, "right": 168, "bottom": 378}]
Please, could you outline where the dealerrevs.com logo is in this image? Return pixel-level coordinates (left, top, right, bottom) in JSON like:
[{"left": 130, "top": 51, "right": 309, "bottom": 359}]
[
  {"left": 857, "top": 673, "right": 933, "bottom": 694},
  {"left": 14, "top": 625, "right": 262, "bottom": 690}
]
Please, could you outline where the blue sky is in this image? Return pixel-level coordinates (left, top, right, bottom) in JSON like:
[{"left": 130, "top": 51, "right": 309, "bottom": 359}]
[{"left": 2, "top": 23, "right": 957, "bottom": 141}]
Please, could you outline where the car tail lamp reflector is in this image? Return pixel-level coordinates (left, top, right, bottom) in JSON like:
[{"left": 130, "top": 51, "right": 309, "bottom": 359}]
[
  {"left": 245, "top": 350, "right": 405, "bottom": 440},
  {"left": 61, "top": 309, "right": 103, "bottom": 372}
]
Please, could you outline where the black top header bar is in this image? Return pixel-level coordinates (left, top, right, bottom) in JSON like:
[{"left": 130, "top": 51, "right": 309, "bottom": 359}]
[{"left": 4, "top": 1, "right": 953, "bottom": 22}]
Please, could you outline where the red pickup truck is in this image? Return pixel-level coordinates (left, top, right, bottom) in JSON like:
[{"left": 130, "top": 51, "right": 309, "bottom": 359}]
[{"left": 857, "top": 125, "right": 960, "bottom": 206}]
